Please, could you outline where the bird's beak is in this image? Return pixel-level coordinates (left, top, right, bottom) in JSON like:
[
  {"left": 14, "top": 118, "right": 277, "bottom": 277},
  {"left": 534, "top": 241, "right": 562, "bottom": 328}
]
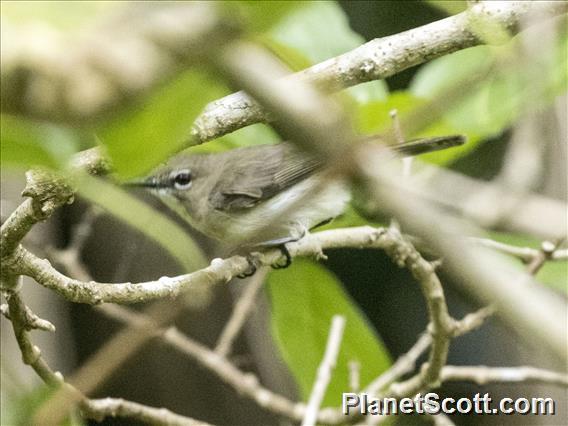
[{"left": 124, "top": 176, "right": 159, "bottom": 188}]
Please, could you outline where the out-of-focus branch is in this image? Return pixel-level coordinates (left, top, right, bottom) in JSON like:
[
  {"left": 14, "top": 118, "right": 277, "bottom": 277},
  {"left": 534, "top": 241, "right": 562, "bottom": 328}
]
[
  {"left": 440, "top": 365, "right": 568, "bottom": 387},
  {"left": 191, "top": 1, "right": 566, "bottom": 143},
  {"left": 470, "top": 237, "right": 567, "bottom": 272},
  {"left": 98, "top": 303, "right": 306, "bottom": 422},
  {"left": 215, "top": 268, "right": 268, "bottom": 358},
  {"left": 412, "top": 162, "right": 567, "bottom": 240},
  {"left": 302, "top": 315, "right": 346, "bottom": 426},
  {"left": 355, "top": 144, "right": 568, "bottom": 363},
  {"left": 365, "top": 333, "right": 432, "bottom": 396},
  {"left": 1, "top": 2, "right": 237, "bottom": 124},
  {"left": 1, "top": 289, "right": 212, "bottom": 426},
  {"left": 525, "top": 239, "right": 565, "bottom": 276},
  {"left": 48, "top": 207, "right": 102, "bottom": 282}
]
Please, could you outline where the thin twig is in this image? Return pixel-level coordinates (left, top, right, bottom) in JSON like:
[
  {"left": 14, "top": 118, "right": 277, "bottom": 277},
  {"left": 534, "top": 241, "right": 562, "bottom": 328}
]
[
  {"left": 470, "top": 237, "right": 567, "bottom": 270},
  {"left": 2, "top": 289, "right": 211, "bottom": 426},
  {"left": 365, "top": 333, "right": 432, "bottom": 396},
  {"left": 440, "top": 365, "right": 568, "bottom": 387},
  {"left": 526, "top": 239, "right": 565, "bottom": 276},
  {"left": 215, "top": 268, "right": 268, "bottom": 358},
  {"left": 349, "top": 361, "right": 361, "bottom": 393},
  {"left": 302, "top": 315, "right": 346, "bottom": 426}
]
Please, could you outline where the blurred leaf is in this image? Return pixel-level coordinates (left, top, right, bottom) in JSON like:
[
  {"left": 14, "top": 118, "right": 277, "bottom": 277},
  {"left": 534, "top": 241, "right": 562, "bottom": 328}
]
[
  {"left": 355, "top": 92, "right": 481, "bottom": 165},
  {"left": 426, "top": 0, "right": 467, "bottom": 15},
  {"left": 487, "top": 232, "right": 567, "bottom": 294},
  {"left": 257, "top": 36, "right": 313, "bottom": 72},
  {"left": 272, "top": 1, "right": 363, "bottom": 63},
  {"left": 0, "top": 1, "right": 117, "bottom": 30},
  {"left": 97, "top": 68, "right": 228, "bottom": 179},
  {"left": 410, "top": 46, "right": 494, "bottom": 100},
  {"left": 345, "top": 81, "right": 388, "bottom": 104},
  {"left": 223, "top": 1, "right": 307, "bottom": 33},
  {"left": 270, "top": 1, "right": 388, "bottom": 99},
  {"left": 268, "top": 259, "right": 391, "bottom": 407},
  {"left": 75, "top": 173, "right": 206, "bottom": 272},
  {"left": 1, "top": 385, "right": 85, "bottom": 426},
  {"left": 411, "top": 26, "right": 567, "bottom": 136},
  {"left": 0, "top": 115, "right": 78, "bottom": 169}
]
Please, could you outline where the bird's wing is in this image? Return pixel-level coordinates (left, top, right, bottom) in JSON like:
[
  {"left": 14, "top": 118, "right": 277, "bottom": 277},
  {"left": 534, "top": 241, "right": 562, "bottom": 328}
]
[{"left": 209, "top": 144, "right": 321, "bottom": 211}]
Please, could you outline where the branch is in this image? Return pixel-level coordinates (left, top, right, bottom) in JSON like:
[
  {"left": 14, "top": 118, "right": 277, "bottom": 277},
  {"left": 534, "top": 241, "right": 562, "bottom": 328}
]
[
  {"left": 3, "top": 2, "right": 563, "bottom": 143},
  {"left": 365, "top": 333, "right": 432, "bottom": 396},
  {"left": 0, "top": 171, "right": 73, "bottom": 259},
  {"left": 525, "top": 239, "right": 565, "bottom": 276},
  {"left": 98, "top": 303, "right": 306, "bottom": 421},
  {"left": 2, "top": 289, "right": 211, "bottom": 426},
  {"left": 302, "top": 315, "right": 346, "bottom": 426},
  {"left": 7, "top": 226, "right": 460, "bottom": 305},
  {"left": 83, "top": 398, "right": 214, "bottom": 426},
  {"left": 191, "top": 1, "right": 565, "bottom": 144},
  {"left": 470, "top": 237, "right": 543, "bottom": 262},
  {"left": 1, "top": 2, "right": 237, "bottom": 124},
  {"left": 0, "top": 300, "right": 55, "bottom": 333},
  {"left": 215, "top": 267, "right": 268, "bottom": 358},
  {"left": 410, "top": 162, "right": 567, "bottom": 240},
  {"left": 440, "top": 365, "right": 568, "bottom": 387}
]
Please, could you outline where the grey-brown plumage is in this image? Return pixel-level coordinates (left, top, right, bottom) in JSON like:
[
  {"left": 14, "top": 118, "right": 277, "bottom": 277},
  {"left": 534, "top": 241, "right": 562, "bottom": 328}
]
[{"left": 132, "top": 135, "right": 465, "bottom": 247}]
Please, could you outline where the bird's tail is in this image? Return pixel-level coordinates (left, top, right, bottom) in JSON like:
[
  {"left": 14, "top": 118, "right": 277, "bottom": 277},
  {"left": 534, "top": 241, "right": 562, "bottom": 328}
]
[{"left": 389, "top": 135, "right": 466, "bottom": 157}]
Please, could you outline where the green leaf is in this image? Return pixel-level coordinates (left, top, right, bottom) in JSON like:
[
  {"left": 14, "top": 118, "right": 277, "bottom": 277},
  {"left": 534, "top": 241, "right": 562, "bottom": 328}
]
[
  {"left": 0, "top": 115, "right": 78, "bottom": 169},
  {"left": 97, "top": 68, "right": 228, "bottom": 179},
  {"left": 410, "top": 46, "right": 495, "bottom": 101},
  {"left": 426, "top": 1, "right": 467, "bottom": 15},
  {"left": 75, "top": 173, "right": 206, "bottom": 272},
  {"left": 0, "top": 1, "right": 117, "bottom": 31},
  {"left": 1, "top": 385, "right": 85, "bottom": 426},
  {"left": 256, "top": 36, "right": 313, "bottom": 72},
  {"left": 222, "top": 1, "right": 307, "bottom": 33},
  {"left": 410, "top": 26, "right": 567, "bottom": 137},
  {"left": 355, "top": 92, "right": 482, "bottom": 165},
  {"left": 486, "top": 232, "right": 567, "bottom": 294},
  {"left": 270, "top": 1, "right": 388, "bottom": 100},
  {"left": 271, "top": 1, "right": 362, "bottom": 63},
  {"left": 267, "top": 259, "right": 391, "bottom": 407}
]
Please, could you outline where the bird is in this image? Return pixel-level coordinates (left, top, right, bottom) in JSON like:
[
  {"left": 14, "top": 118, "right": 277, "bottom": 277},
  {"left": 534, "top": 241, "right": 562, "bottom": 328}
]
[{"left": 129, "top": 135, "right": 465, "bottom": 271}]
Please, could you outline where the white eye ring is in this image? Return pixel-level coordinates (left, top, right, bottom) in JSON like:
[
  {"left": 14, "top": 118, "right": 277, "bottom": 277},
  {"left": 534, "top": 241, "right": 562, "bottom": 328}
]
[{"left": 171, "top": 169, "right": 192, "bottom": 190}]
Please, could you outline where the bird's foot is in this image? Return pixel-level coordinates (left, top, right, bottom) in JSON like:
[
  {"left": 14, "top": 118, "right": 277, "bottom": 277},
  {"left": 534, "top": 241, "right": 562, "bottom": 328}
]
[
  {"left": 271, "top": 244, "right": 292, "bottom": 270},
  {"left": 237, "top": 254, "right": 260, "bottom": 279}
]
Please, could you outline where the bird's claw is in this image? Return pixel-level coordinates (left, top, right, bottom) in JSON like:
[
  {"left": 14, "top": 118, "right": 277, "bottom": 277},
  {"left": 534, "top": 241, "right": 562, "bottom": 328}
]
[
  {"left": 272, "top": 244, "right": 292, "bottom": 270},
  {"left": 237, "top": 254, "right": 260, "bottom": 279}
]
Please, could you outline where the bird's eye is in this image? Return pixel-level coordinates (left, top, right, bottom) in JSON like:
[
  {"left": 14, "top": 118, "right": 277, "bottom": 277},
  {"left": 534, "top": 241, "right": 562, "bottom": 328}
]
[{"left": 171, "top": 169, "right": 192, "bottom": 189}]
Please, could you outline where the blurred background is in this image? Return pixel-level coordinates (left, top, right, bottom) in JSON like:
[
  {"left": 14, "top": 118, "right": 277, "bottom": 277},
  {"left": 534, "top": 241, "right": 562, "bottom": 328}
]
[{"left": 1, "top": 1, "right": 566, "bottom": 425}]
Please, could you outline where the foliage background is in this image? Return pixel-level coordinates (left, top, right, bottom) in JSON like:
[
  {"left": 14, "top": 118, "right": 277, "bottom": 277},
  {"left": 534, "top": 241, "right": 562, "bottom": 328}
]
[{"left": 1, "top": 1, "right": 566, "bottom": 425}]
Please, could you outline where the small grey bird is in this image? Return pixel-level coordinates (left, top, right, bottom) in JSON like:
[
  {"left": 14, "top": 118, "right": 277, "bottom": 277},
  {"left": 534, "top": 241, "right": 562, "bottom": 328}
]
[{"left": 130, "top": 136, "right": 465, "bottom": 263}]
